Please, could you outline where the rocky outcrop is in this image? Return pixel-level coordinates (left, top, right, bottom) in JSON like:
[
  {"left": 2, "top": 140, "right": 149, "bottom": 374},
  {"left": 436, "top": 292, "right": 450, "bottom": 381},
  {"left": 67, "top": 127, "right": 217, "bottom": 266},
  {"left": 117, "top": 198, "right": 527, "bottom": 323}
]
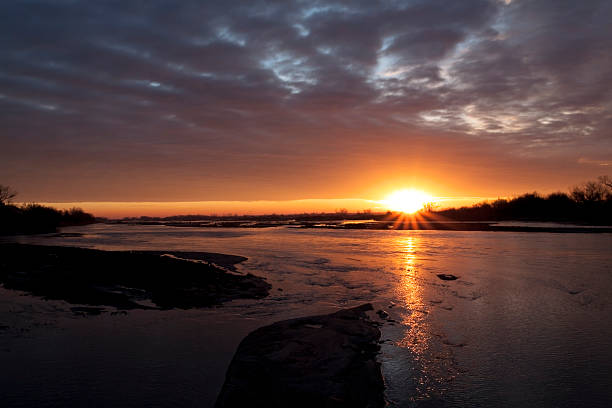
[
  {"left": 436, "top": 274, "right": 458, "bottom": 281},
  {"left": 215, "top": 303, "right": 385, "bottom": 408}
]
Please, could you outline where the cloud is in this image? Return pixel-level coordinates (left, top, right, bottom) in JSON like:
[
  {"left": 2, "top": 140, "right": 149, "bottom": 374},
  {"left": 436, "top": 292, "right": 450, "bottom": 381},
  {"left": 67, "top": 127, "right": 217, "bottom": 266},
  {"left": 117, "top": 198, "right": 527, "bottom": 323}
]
[{"left": 1, "top": 0, "right": 611, "bottom": 201}]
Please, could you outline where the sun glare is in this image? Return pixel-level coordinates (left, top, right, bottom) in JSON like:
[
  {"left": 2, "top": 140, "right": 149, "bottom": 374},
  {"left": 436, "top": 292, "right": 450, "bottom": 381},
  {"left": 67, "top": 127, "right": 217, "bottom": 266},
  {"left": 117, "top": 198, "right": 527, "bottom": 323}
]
[{"left": 382, "top": 189, "right": 434, "bottom": 214}]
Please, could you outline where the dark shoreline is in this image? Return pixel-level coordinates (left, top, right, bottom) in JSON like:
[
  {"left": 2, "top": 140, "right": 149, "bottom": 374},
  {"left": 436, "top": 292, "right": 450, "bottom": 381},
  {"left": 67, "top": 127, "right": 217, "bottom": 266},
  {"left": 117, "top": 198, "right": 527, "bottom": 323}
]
[
  {"left": 114, "top": 219, "right": 612, "bottom": 233},
  {"left": 0, "top": 243, "right": 270, "bottom": 310},
  {"left": 302, "top": 221, "right": 612, "bottom": 233}
]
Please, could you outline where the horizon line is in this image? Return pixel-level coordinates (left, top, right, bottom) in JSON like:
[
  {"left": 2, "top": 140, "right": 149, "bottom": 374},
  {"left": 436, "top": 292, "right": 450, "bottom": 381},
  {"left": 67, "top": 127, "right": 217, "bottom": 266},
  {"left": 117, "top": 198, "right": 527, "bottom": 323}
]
[
  {"left": 13, "top": 197, "right": 498, "bottom": 218},
  {"left": 19, "top": 196, "right": 499, "bottom": 205}
]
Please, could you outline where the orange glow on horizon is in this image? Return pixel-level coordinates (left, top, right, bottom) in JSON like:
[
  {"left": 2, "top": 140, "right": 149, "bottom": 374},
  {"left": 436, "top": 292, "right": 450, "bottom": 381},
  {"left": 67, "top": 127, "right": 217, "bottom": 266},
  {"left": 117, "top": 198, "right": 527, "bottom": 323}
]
[
  {"left": 32, "top": 196, "right": 485, "bottom": 218},
  {"left": 33, "top": 199, "right": 385, "bottom": 219}
]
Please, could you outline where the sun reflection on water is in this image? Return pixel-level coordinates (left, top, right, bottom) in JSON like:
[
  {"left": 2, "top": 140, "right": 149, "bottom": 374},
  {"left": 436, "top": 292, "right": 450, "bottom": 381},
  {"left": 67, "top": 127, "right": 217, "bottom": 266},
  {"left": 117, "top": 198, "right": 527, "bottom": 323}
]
[
  {"left": 394, "top": 234, "right": 447, "bottom": 400},
  {"left": 396, "top": 235, "right": 430, "bottom": 355}
]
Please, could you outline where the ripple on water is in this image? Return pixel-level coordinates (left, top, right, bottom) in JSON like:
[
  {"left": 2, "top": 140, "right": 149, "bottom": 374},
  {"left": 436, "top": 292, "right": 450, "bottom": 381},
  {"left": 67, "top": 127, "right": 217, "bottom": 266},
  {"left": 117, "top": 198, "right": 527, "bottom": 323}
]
[{"left": 2, "top": 226, "right": 612, "bottom": 407}]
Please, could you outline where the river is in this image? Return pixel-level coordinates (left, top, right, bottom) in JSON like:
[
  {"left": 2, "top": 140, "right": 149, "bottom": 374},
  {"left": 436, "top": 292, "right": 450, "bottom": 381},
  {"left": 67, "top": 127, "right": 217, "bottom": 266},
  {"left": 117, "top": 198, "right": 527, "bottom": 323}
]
[{"left": 1, "top": 224, "right": 611, "bottom": 407}]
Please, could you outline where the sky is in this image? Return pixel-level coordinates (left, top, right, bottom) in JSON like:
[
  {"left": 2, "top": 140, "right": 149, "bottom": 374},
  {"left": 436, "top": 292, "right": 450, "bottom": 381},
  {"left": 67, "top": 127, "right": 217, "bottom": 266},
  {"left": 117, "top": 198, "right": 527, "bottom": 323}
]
[{"left": 1, "top": 0, "right": 611, "bottom": 216}]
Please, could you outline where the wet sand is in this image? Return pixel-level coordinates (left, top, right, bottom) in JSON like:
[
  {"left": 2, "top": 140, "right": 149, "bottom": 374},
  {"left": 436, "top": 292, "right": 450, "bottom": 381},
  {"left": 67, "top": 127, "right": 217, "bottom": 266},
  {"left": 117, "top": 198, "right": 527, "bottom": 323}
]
[{"left": 0, "top": 243, "right": 270, "bottom": 310}]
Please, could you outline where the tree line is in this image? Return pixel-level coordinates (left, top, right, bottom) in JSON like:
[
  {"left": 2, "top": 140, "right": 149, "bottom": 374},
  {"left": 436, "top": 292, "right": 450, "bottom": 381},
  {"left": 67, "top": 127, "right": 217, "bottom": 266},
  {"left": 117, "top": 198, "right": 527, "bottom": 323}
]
[
  {"left": 434, "top": 176, "right": 612, "bottom": 224},
  {"left": 0, "top": 185, "right": 96, "bottom": 235},
  {"left": 2, "top": 176, "right": 611, "bottom": 230}
]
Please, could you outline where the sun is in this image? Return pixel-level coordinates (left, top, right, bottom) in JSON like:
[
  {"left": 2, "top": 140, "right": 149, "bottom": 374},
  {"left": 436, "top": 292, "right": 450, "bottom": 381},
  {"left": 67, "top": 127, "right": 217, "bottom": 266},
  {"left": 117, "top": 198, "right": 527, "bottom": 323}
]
[{"left": 382, "top": 189, "right": 434, "bottom": 214}]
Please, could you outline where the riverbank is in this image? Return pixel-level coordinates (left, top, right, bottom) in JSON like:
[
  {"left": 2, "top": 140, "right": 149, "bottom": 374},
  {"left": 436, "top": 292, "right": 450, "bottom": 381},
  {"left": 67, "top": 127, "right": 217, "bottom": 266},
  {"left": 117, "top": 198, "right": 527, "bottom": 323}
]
[
  {"left": 0, "top": 243, "right": 271, "bottom": 310},
  {"left": 302, "top": 221, "right": 612, "bottom": 233},
  {"left": 113, "top": 219, "right": 612, "bottom": 232}
]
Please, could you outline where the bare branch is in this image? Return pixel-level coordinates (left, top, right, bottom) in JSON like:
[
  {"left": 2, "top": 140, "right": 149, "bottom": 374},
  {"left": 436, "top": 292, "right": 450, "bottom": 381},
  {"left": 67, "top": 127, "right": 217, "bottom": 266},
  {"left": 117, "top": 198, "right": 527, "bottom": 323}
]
[
  {"left": 0, "top": 185, "right": 17, "bottom": 205},
  {"left": 598, "top": 175, "right": 612, "bottom": 189}
]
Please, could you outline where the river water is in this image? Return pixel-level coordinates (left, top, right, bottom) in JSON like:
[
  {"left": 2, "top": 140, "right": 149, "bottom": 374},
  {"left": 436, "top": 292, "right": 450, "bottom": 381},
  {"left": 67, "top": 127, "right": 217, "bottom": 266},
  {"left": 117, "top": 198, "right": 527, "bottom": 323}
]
[{"left": 1, "top": 224, "right": 611, "bottom": 407}]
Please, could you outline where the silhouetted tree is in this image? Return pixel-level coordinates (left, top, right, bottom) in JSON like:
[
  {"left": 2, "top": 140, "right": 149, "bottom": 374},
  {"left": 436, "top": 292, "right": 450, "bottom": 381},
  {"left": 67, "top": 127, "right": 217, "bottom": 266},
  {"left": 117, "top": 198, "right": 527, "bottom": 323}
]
[
  {"left": 61, "top": 207, "right": 97, "bottom": 226},
  {"left": 600, "top": 175, "right": 612, "bottom": 189},
  {"left": 571, "top": 176, "right": 612, "bottom": 202},
  {"left": 1, "top": 192, "right": 96, "bottom": 235},
  {"left": 435, "top": 176, "right": 611, "bottom": 224},
  {"left": 0, "top": 185, "right": 17, "bottom": 205},
  {"left": 422, "top": 202, "right": 438, "bottom": 213}
]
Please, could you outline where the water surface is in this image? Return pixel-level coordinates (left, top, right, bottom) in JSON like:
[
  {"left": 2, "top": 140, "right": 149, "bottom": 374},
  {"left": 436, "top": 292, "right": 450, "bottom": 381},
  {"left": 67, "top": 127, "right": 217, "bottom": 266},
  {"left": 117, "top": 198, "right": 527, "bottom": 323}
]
[{"left": 1, "top": 224, "right": 611, "bottom": 407}]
